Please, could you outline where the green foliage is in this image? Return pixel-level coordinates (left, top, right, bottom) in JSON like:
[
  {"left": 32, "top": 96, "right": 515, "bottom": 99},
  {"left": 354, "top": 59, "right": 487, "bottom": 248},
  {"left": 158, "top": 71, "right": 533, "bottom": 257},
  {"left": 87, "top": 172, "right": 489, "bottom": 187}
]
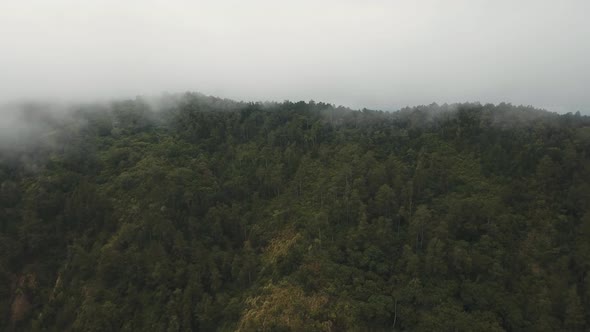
[{"left": 1, "top": 96, "right": 589, "bottom": 331}]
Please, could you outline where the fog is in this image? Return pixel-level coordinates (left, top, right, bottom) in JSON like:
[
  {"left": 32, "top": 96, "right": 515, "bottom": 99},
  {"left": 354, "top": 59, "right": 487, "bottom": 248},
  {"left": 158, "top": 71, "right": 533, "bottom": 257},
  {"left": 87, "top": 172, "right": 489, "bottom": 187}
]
[{"left": 1, "top": 0, "right": 589, "bottom": 112}]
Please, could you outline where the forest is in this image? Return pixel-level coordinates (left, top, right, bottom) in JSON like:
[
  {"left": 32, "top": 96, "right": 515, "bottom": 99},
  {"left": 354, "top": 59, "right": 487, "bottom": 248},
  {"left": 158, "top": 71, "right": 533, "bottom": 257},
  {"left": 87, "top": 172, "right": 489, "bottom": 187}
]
[{"left": 1, "top": 93, "right": 590, "bottom": 331}]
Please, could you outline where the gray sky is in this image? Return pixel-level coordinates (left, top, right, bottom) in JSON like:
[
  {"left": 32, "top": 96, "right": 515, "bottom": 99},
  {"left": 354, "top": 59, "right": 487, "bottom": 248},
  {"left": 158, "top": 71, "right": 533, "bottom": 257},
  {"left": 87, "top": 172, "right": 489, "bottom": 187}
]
[{"left": 1, "top": 0, "right": 589, "bottom": 112}]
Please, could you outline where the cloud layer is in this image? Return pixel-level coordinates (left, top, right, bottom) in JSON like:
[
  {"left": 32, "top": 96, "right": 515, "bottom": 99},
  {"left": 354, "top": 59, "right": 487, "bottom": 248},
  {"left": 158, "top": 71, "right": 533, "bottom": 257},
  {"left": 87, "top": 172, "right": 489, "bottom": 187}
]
[{"left": 1, "top": 0, "right": 588, "bottom": 112}]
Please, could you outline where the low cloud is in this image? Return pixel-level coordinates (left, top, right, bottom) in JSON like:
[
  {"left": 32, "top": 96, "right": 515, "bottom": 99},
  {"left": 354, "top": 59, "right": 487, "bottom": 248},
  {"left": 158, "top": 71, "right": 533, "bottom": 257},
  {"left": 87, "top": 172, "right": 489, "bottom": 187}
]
[{"left": 0, "top": 0, "right": 588, "bottom": 112}]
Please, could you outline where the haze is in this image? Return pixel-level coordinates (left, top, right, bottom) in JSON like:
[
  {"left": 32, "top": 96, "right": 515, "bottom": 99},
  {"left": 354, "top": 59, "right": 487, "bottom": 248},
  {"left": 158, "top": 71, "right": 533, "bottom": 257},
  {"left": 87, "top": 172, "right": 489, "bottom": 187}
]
[{"left": 1, "top": 0, "right": 589, "bottom": 112}]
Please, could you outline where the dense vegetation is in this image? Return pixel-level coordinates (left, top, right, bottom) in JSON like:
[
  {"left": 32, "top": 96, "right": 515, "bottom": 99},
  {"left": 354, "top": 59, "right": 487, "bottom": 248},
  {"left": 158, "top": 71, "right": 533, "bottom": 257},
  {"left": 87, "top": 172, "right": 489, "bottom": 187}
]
[{"left": 1, "top": 94, "right": 590, "bottom": 331}]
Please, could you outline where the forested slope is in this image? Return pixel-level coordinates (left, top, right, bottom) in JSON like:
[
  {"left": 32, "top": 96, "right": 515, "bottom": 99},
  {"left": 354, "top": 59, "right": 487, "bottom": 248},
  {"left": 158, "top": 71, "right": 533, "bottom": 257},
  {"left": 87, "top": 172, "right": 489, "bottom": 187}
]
[{"left": 1, "top": 94, "right": 590, "bottom": 331}]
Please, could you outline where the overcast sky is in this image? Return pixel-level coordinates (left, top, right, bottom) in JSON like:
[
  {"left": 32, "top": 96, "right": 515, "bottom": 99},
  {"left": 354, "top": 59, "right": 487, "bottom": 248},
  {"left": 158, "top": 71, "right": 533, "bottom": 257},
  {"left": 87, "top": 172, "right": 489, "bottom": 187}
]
[{"left": 1, "top": 0, "right": 589, "bottom": 112}]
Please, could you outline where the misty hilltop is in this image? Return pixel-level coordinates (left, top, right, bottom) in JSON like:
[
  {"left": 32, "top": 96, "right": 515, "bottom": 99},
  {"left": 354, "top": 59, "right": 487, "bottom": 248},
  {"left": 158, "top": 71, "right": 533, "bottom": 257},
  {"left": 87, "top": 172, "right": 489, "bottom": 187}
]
[
  {"left": 2, "top": 1, "right": 589, "bottom": 112},
  {"left": 2, "top": 94, "right": 590, "bottom": 331}
]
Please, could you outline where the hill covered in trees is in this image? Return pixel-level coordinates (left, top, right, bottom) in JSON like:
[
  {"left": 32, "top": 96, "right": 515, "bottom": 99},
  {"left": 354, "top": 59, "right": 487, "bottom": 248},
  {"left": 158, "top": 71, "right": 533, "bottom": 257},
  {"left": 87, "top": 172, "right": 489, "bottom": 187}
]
[{"left": 1, "top": 94, "right": 590, "bottom": 331}]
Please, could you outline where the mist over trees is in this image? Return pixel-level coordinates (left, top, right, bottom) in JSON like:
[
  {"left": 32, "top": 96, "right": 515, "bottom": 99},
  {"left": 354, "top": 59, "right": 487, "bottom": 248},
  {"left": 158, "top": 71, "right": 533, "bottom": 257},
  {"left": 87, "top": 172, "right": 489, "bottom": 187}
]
[{"left": 1, "top": 93, "right": 590, "bottom": 331}]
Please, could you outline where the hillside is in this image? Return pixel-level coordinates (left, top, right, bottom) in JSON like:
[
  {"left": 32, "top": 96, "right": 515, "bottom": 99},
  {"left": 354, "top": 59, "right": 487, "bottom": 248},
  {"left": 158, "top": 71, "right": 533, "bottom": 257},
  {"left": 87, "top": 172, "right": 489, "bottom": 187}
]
[{"left": 1, "top": 94, "right": 590, "bottom": 331}]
